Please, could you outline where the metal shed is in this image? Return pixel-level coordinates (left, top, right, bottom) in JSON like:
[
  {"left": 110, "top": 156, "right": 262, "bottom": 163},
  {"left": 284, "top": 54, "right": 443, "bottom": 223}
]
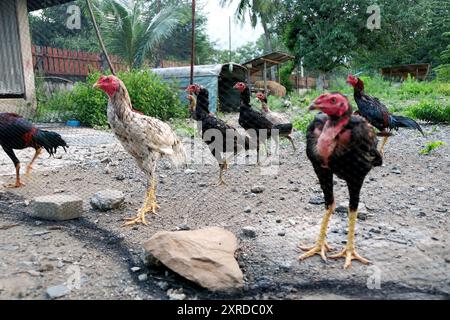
[{"left": 152, "top": 63, "right": 247, "bottom": 113}]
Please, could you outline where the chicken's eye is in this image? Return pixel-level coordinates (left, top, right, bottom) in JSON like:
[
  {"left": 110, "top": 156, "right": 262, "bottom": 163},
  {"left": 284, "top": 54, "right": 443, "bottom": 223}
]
[{"left": 331, "top": 98, "right": 337, "bottom": 104}]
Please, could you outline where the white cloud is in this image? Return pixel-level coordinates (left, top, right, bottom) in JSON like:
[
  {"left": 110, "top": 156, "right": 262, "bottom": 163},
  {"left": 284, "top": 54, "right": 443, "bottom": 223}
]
[{"left": 199, "top": 0, "right": 264, "bottom": 50}]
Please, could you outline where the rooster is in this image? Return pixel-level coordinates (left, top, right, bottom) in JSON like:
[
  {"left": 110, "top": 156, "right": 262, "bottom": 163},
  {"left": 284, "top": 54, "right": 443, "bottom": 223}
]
[
  {"left": 233, "top": 82, "right": 292, "bottom": 164},
  {"left": 94, "top": 75, "right": 186, "bottom": 226},
  {"left": 255, "top": 92, "right": 296, "bottom": 151},
  {"left": 0, "top": 113, "right": 67, "bottom": 188},
  {"left": 347, "top": 75, "right": 424, "bottom": 154},
  {"left": 300, "top": 93, "right": 382, "bottom": 269},
  {"left": 186, "top": 84, "right": 213, "bottom": 116},
  {"left": 187, "top": 94, "right": 250, "bottom": 185}
]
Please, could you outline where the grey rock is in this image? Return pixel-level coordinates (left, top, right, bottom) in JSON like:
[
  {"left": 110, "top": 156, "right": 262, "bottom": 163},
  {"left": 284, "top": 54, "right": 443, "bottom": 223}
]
[
  {"left": 31, "top": 195, "right": 83, "bottom": 221},
  {"left": 90, "top": 189, "right": 125, "bottom": 211},
  {"left": 267, "top": 209, "right": 276, "bottom": 213},
  {"left": 275, "top": 217, "right": 282, "bottom": 223},
  {"left": 46, "top": 285, "right": 70, "bottom": 299},
  {"left": 250, "top": 185, "right": 265, "bottom": 194},
  {"left": 130, "top": 267, "right": 141, "bottom": 272},
  {"left": 177, "top": 223, "right": 190, "bottom": 231},
  {"left": 167, "top": 288, "right": 186, "bottom": 300},
  {"left": 242, "top": 226, "right": 257, "bottom": 238},
  {"left": 309, "top": 195, "right": 325, "bottom": 205},
  {"left": 244, "top": 206, "right": 252, "bottom": 213},
  {"left": 100, "top": 157, "right": 111, "bottom": 164},
  {"left": 115, "top": 174, "right": 126, "bottom": 181},
  {"left": 138, "top": 274, "right": 148, "bottom": 281},
  {"left": 184, "top": 169, "right": 196, "bottom": 174},
  {"left": 278, "top": 231, "right": 286, "bottom": 237},
  {"left": 391, "top": 167, "right": 402, "bottom": 175},
  {"left": 157, "top": 281, "right": 169, "bottom": 290},
  {"left": 417, "top": 187, "right": 426, "bottom": 192}
]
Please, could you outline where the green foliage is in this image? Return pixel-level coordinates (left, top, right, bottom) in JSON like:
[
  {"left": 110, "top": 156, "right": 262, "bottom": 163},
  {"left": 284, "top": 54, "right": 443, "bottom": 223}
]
[
  {"left": 405, "top": 100, "right": 450, "bottom": 124},
  {"left": 280, "top": 61, "right": 295, "bottom": 93},
  {"left": 420, "top": 141, "right": 446, "bottom": 155},
  {"left": 292, "top": 112, "right": 314, "bottom": 134},
  {"left": 36, "top": 70, "right": 186, "bottom": 127},
  {"left": 435, "top": 32, "right": 450, "bottom": 82}
]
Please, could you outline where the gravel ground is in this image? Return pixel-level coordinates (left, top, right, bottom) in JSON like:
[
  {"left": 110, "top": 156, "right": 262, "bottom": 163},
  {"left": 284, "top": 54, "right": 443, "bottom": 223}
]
[{"left": 0, "top": 119, "right": 449, "bottom": 300}]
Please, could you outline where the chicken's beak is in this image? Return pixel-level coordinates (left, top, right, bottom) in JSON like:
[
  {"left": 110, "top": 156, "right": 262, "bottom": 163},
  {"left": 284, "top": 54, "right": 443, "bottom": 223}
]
[
  {"left": 308, "top": 102, "right": 320, "bottom": 111},
  {"left": 93, "top": 82, "right": 100, "bottom": 89}
]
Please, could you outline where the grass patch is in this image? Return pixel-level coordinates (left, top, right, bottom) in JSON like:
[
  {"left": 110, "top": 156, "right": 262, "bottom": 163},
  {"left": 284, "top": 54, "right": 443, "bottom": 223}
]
[{"left": 419, "top": 141, "right": 446, "bottom": 155}]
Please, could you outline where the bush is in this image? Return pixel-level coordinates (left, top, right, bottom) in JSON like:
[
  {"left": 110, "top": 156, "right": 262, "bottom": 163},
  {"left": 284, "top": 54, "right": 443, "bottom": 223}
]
[
  {"left": 292, "top": 112, "right": 315, "bottom": 133},
  {"left": 405, "top": 100, "right": 450, "bottom": 124},
  {"left": 36, "top": 70, "right": 187, "bottom": 127}
]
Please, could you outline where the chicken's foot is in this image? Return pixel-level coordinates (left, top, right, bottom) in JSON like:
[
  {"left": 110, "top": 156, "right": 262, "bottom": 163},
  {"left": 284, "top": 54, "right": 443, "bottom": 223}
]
[
  {"left": 299, "top": 203, "right": 335, "bottom": 261},
  {"left": 124, "top": 178, "right": 159, "bottom": 226},
  {"left": 329, "top": 209, "right": 371, "bottom": 269},
  {"left": 6, "top": 164, "right": 25, "bottom": 188}
]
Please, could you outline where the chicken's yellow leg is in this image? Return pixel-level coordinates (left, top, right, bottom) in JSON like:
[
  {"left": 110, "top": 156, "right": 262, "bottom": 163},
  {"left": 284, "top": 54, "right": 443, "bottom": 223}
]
[
  {"left": 124, "top": 177, "right": 159, "bottom": 227},
  {"left": 379, "top": 136, "right": 389, "bottom": 155},
  {"left": 329, "top": 209, "right": 371, "bottom": 269},
  {"left": 25, "top": 148, "right": 42, "bottom": 177},
  {"left": 299, "top": 202, "right": 335, "bottom": 261}
]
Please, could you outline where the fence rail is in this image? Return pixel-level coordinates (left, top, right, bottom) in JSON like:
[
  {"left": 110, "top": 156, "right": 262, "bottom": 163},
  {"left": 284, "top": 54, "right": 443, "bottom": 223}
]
[{"left": 32, "top": 45, "right": 128, "bottom": 78}]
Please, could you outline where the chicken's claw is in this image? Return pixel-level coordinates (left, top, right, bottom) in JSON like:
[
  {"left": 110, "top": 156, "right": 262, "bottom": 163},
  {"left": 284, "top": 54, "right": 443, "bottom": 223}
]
[
  {"left": 329, "top": 248, "right": 371, "bottom": 269},
  {"left": 298, "top": 241, "right": 333, "bottom": 262}
]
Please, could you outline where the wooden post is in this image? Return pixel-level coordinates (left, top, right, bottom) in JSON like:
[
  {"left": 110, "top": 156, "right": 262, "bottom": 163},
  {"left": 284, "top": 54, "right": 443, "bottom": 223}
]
[
  {"left": 263, "top": 61, "right": 268, "bottom": 94},
  {"left": 190, "top": 0, "right": 196, "bottom": 85}
]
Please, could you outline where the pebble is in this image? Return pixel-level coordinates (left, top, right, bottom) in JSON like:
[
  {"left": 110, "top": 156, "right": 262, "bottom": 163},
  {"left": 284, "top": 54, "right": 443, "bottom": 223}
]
[
  {"left": 275, "top": 217, "right": 282, "bottom": 223},
  {"left": 130, "top": 267, "right": 141, "bottom": 272},
  {"left": 244, "top": 206, "right": 252, "bottom": 213},
  {"left": 157, "top": 281, "right": 169, "bottom": 290},
  {"left": 184, "top": 169, "right": 196, "bottom": 174},
  {"left": 177, "top": 223, "right": 190, "bottom": 231},
  {"left": 278, "top": 231, "right": 286, "bottom": 237},
  {"left": 309, "top": 195, "right": 325, "bottom": 205},
  {"left": 167, "top": 288, "right": 186, "bottom": 300},
  {"left": 242, "top": 226, "right": 257, "bottom": 238},
  {"left": 391, "top": 167, "right": 402, "bottom": 175},
  {"left": 138, "top": 274, "right": 148, "bottom": 281},
  {"left": 251, "top": 186, "right": 265, "bottom": 194},
  {"left": 47, "top": 285, "right": 71, "bottom": 299},
  {"left": 417, "top": 187, "right": 426, "bottom": 192},
  {"left": 115, "top": 174, "right": 126, "bottom": 181},
  {"left": 267, "top": 209, "right": 276, "bottom": 213}
]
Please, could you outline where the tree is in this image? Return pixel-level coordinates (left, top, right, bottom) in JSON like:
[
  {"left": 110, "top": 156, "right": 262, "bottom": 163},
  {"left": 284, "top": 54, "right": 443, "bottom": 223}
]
[
  {"left": 280, "top": 0, "right": 374, "bottom": 89},
  {"left": 220, "top": 0, "right": 284, "bottom": 79},
  {"left": 98, "top": 0, "right": 190, "bottom": 68},
  {"left": 29, "top": 0, "right": 99, "bottom": 52},
  {"left": 435, "top": 32, "right": 450, "bottom": 81}
]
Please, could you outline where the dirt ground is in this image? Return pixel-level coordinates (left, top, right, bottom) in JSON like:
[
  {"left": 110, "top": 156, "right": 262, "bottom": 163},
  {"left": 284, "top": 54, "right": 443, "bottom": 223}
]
[{"left": 0, "top": 119, "right": 449, "bottom": 300}]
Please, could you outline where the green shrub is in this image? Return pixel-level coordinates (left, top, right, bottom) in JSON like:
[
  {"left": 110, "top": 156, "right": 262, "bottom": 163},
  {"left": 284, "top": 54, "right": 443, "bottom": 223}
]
[
  {"left": 292, "top": 112, "right": 315, "bottom": 133},
  {"left": 405, "top": 100, "right": 450, "bottom": 124},
  {"left": 36, "top": 70, "right": 186, "bottom": 127}
]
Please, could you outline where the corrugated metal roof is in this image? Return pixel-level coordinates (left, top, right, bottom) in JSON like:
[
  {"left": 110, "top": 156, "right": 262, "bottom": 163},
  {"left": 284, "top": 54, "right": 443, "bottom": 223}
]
[
  {"left": 243, "top": 52, "right": 295, "bottom": 75},
  {"left": 27, "top": 0, "right": 75, "bottom": 11}
]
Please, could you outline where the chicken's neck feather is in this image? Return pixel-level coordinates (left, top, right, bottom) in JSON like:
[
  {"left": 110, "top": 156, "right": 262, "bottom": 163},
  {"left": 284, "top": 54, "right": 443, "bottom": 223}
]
[{"left": 109, "top": 86, "right": 133, "bottom": 122}]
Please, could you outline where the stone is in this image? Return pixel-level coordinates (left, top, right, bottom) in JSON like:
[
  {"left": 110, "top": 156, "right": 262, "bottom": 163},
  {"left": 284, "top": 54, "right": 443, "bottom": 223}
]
[
  {"left": 90, "top": 189, "right": 125, "bottom": 211},
  {"left": 167, "top": 288, "right": 186, "bottom": 300},
  {"left": 391, "top": 167, "right": 402, "bottom": 175},
  {"left": 278, "top": 231, "right": 286, "bottom": 237},
  {"left": 46, "top": 285, "right": 70, "bottom": 299},
  {"left": 242, "top": 226, "right": 257, "bottom": 238},
  {"left": 309, "top": 195, "right": 324, "bottom": 205},
  {"left": 31, "top": 195, "right": 83, "bottom": 221},
  {"left": 250, "top": 185, "right": 265, "bottom": 194},
  {"left": 138, "top": 274, "right": 148, "bottom": 281},
  {"left": 143, "top": 227, "right": 243, "bottom": 292},
  {"left": 130, "top": 267, "right": 141, "bottom": 272},
  {"left": 244, "top": 206, "right": 252, "bottom": 213},
  {"left": 184, "top": 169, "right": 196, "bottom": 174}
]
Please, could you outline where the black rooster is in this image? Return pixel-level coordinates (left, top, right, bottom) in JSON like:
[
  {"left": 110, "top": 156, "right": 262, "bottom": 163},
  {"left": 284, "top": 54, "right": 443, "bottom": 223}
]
[
  {"left": 187, "top": 94, "right": 251, "bottom": 185},
  {"left": 0, "top": 113, "right": 67, "bottom": 187},
  {"left": 300, "top": 93, "right": 382, "bottom": 269},
  {"left": 233, "top": 82, "right": 292, "bottom": 164},
  {"left": 347, "top": 75, "right": 424, "bottom": 154}
]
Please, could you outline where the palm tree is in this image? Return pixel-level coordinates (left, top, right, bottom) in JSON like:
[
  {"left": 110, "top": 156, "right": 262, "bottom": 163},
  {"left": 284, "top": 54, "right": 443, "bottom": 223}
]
[
  {"left": 97, "top": 0, "right": 189, "bottom": 69},
  {"left": 220, "top": 0, "right": 281, "bottom": 54},
  {"left": 220, "top": 0, "right": 282, "bottom": 78}
]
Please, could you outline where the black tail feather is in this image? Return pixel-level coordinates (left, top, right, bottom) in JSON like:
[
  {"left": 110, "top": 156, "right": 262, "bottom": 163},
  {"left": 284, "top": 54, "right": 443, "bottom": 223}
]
[
  {"left": 33, "top": 130, "right": 68, "bottom": 156},
  {"left": 390, "top": 115, "right": 424, "bottom": 136},
  {"left": 273, "top": 123, "right": 293, "bottom": 135}
]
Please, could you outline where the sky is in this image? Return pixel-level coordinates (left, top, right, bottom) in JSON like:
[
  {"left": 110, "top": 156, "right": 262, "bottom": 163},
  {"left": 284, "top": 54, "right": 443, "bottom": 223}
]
[{"left": 200, "top": 0, "right": 264, "bottom": 50}]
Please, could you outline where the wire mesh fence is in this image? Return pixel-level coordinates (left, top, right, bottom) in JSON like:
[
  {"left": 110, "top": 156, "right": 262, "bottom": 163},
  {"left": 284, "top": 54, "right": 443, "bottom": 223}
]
[{"left": 0, "top": 0, "right": 449, "bottom": 300}]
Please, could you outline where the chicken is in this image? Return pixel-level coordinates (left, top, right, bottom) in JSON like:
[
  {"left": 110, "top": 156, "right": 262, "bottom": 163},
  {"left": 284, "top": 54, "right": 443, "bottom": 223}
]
[
  {"left": 233, "top": 82, "right": 293, "bottom": 165},
  {"left": 256, "top": 92, "right": 296, "bottom": 151},
  {"left": 300, "top": 93, "right": 382, "bottom": 269},
  {"left": 94, "top": 75, "right": 186, "bottom": 226},
  {"left": 187, "top": 93, "right": 250, "bottom": 185},
  {"left": 186, "top": 84, "right": 213, "bottom": 116},
  {"left": 347, "top": 75, "right": 424, "bottom": 154},
  {"left": 0, "top": 113, "right": 67, "bottom": 188}
]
